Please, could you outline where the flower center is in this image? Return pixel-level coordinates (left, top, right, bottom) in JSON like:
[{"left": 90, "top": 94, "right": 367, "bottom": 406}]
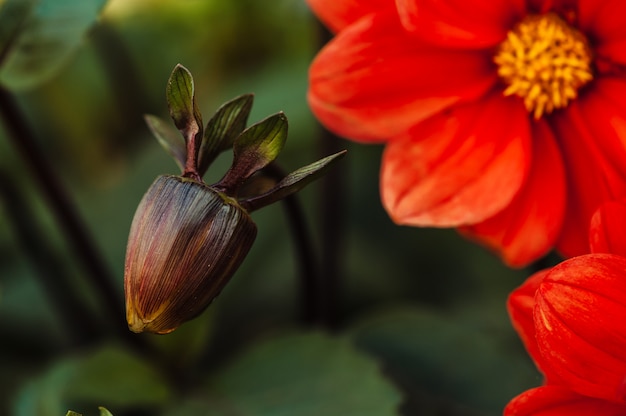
[{"left": 494, "top": 13, "right": 593, "bottom": 119}]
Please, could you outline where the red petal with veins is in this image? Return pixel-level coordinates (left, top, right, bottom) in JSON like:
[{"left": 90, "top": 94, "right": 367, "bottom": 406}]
[
  {"left": 535, "top": 253, "right": 626, "bottom": 403},
  {"left": 308, "top": 12, "right": 497, "bottom": 143},
  {"left": 395, "top": 0, "right": 524, "bottom": 48},
  {"left": 505, "top": 386, "right": 626, "bottom": 416},
  {"left": 305, "top": 0, "right": 391, "bottom": 33},
  {"left": 380, "top": 92, "right": 530, "bottom": 226},
  {"left": 507, "top": 269, "right": 558, "bottom": 381},
  {"left": 578, "top": 0, "right": 626, "bottom": 65},
  {"left": 461, "top": 120, "right": 565, "bottom": 267},
  {"left": 589, "top": 199, "right": 626, "bottom": 256},
  {"left": 552, "top": 78, "right": 626, "bottom": 258}
]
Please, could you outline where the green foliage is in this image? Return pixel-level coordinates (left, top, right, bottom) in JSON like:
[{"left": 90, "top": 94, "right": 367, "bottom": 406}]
[
  {"left": 217, "top": 112, "right": 287, "bottom": 193},
  {"left": 13, "top": 346, "right": 171, "bottom": 416},
  {"left": 166, "top": 64, "right": 203, "bottom": 147},
  {"left": 144, "top": 114, "right": 186, "bottom": 171},
  {"left": 242, "top": 150, "right": 347, "bottom": 212},
  {"left": 164, "top": 332, "right": 402, "bottom": 416},
  {"left": 350, "top": 307, "right": 541, "bottom": 415},
  {"left": 199, "top": 93, "right": 254, "bottom": 176},
  {"left": 0, "top": 0, "right": 106, "bottom": 90},
  {"left": 66, "top": 407, "right": 112, "bottom": 416}
]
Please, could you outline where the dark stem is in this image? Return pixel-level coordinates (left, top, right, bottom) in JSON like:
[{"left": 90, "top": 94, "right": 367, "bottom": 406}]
[
  {"left": 317, "top": 130, "right": 345, "bottom": 331},
  {"left": 0, "top": 170, "right": 100, "bottom": 347},
  {"left": 315, "top": 21, "right": 346, "bottom": 331},
  {"left": 261, "top": 163, "right": 319, "bottom": 326},
  {"left": 0, "top": 85, "right": 146, "bottom": 350},
  {"left": 183, "top": 130, "right": 202, "bottom": 181}
]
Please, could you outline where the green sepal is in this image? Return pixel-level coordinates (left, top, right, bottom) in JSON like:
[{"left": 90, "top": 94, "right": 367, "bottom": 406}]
[
  {"left": 144, "top": 114, "right": 186, "bottom": 172},
  {"left": 198, "top": 93, "right": 254, "bottom": 176},
  {"left": 241, "top": 150, "right": 347, "bottom": 212},
  {"left": 216, "top": 112, "right": 287, "bottom": 195},
  {"left": 166, "top": 64, "right": 203, "bottom": 158}
]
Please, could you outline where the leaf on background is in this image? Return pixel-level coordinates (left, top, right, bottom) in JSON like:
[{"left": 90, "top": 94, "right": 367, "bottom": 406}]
[
  {"left": 198, "top": 93, "right": 254, "bottom": 176},
  {"left": 98, "top": 407, "right": 113, "bottom": 416},
  {"left": 13, "top": 345, "right": 171, "bottom": 416},
  {"left": 242, "top": 150, "right": 347, "bottom": 212},
  {"left": 163, "top": 332, "right": 402, "bottom": 416},
  {"left": 216, "top": 112, "right": 287, "bottom": 194},
  {"left": 348, "top": 307, "right": 541, "bottom": 415},
  {"left": 147, "top": 305, "right": 216, "bottom": 368},
  {"left": 166, "top": 64, "right": 203, "bottom": 149},
  {"left": 145, "top": 114, "right": 187, "bottom": 172},
  {"left": 65, "top": 407, "right": 113, "bottom": 416},
  {"left": 0, "top": 0, "right": 106, "bottom": 90}
]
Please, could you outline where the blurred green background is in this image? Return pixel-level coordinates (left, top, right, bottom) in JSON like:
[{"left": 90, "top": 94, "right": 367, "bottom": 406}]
[{"left": 0, "top": 0, "right": 545, "bottom": 415}]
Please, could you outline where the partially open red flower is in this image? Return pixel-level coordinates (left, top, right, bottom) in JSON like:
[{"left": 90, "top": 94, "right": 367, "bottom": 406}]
[
  {"left": 308, "top": 0, "right": 626, "bottom": 266},
  {"left": 505, "top": 201, "right": 626, "bottom": 412},
  {"left": 505, "top": 386, "right": 626, "bottom": 416}
]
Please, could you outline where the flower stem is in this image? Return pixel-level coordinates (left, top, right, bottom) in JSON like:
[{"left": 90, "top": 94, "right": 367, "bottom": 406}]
[
  {"left": 262, "top": 163, "right": 319, "bottom": 326},
  {"left": 0, "top": 86, "right": 134, "bottom": 344},
  {"left": 315, "top": 21, "right": 346, "bottom": 331},
  {"left": 317, "top": 129, "right": 345, "bottom": 330},
  {"left": 0, "top": 169, "right": 100, "bottom": 347}
]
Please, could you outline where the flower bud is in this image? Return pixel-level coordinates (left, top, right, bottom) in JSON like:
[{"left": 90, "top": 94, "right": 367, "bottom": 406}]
[
  {"left": 124, "top": 64, "right": 345, "bottom": 334},
  {"left": 124, "top": 175, "right": 257, "bottom": 334}
]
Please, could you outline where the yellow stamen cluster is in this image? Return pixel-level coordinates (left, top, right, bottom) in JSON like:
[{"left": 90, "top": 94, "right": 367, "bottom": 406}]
[{"left": 494, "top": 13, "right": 593, "bottom": 119}]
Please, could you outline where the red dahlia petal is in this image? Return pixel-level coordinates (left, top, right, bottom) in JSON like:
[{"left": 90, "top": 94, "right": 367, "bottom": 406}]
[
  {"left": 504, "top": 386, "right": 626, "bottom": 416},
  {"left": 380, "top": 93, "right": 531, "bottom": 226},
  {"left": 552, "top": 78, "right": 626, "bottom": 258},
  {"left": 589, "top": 199, "right": 626, "bottom": 256},
  {"left": 308, "top": 12, "right": 497, "bottom": 143},
  {"left": 395, "top": 0, "right": 524, "bottom": 49},
  {"left": 461, "top": 120, "right": 565, "bottom": 267},
  {"left": 507, "top": 269, "right": 562, "bottom": 382},
  {"left": 535, "top": 253, "right": 626, "bottom": 403},
  {"left": 306, "top": 0, "right": 392, "bottom": 33},
  {"left": 578, "top": 0, "right": 626, "bottom": 66}
]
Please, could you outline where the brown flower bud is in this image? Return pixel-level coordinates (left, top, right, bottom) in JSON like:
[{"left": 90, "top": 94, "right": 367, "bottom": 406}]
[
  {"left": 124, "top": 175, "right": 257, "bottom": 334},
  {"left": 124, "top": 65, "right": 345, "bottom": 334}
]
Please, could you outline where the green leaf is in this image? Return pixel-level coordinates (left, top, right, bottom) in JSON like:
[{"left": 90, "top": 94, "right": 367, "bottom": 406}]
[
  {"left": 216, "top": 112, "right": 287, "bottom": 195},
  {"left": 0, "top": 0, "right": 106, "bottom": 90},
  {"left": 144, "top": 114, "right": 186, "bottom": 172},
  {"left": 242, "top": 150, "right": 346, "bottom": 212},
  {"left": 163, "top": 332, "right": 402, "bottom": 416},
  {"left": 98, "top": 407, "right": 113, "bottom": 416},
  {"left": 13, "top": 345, "right": 172, "bottom": 416},
  {"left": 65, "top": 408, "right": 113, "bottom": 416},
  {"left": 349, "top": 307, "right": 541, "bottom": 415},
  {"left": 166, "top": 64, "right": 203, "bottom": 159},
  {"left": 198, "top": 93, "right": 254, "bottom": 176}
]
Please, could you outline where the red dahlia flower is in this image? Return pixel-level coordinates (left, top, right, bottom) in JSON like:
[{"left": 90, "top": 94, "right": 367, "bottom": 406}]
[
  {"left": 307, "top": 0, "right": 626, "bottom": 266},
  {"left": 505, "top": 200, "right": 626, "bottom": 413}
]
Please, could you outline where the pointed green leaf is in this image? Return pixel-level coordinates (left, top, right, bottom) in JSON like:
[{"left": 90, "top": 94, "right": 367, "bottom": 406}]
[
  {"left": 242, "top": 150, "right": 346, "bottom": 212},
  {"left": 66, "top": 412, "right": 81, "bottom": 416},
  {"left": 144, "top": 114, "right": 186, "bottom": 171},
  {"left": 216, "top": 112, "right": 287, "bottom": 194},
  {"left": 98, "top": 407, "right": 114, "bottom": 416},
  {"left": 198, "top": 93, "right": 254, "bottom": 176},
  {"left": 0, "top": 0, "right": 106, "bottom": 91},
  {"left": 166, "top": 64, "right": 203, "bottom": 156}
]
